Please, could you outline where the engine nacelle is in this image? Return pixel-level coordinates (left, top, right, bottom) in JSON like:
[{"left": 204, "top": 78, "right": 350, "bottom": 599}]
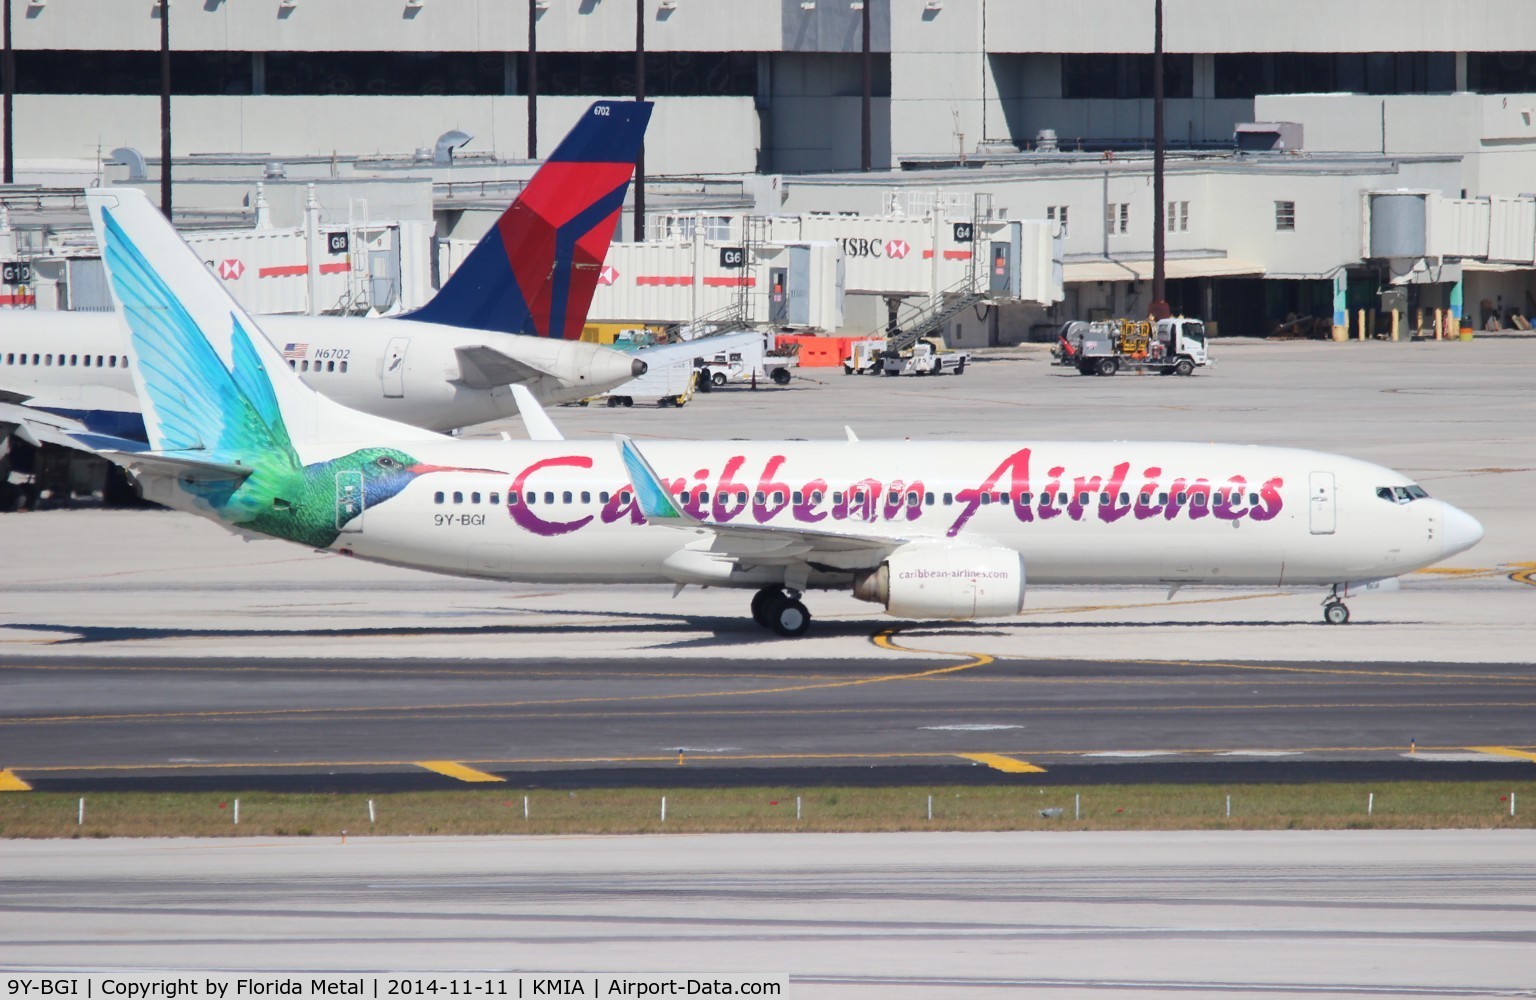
[{"left": 852, "top": 544, "right": 1026, "bottom": 619}]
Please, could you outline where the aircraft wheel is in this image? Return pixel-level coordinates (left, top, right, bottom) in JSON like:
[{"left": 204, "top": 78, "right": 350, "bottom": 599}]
[
  {"left": 767, "top": 596, "right": 812, "bottom": 637},
  {"left": 606, "top": 397, "right": 622, "bottom": 408},
  {"left": 751, "top": 587, "right": 785, "bottom": 627},
  {"left": 622, "top": 396, "right": 634, "bottom": 407},
  {"left": 1323, "top": 601, "right": 1350, "bottom": 625},
  {"left": 1174, "top": 358, "right": 1195, "bottom": 377}
]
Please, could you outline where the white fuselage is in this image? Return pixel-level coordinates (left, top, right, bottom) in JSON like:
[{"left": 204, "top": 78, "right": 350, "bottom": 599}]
[
  {"left": 0, "top": 311, "right": 638, "bottom": 433},
  {"left": 150, "top": 436, "right": 1472, "bottom": 593}
]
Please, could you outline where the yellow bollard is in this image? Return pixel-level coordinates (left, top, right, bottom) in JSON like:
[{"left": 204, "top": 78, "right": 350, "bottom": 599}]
[
  {"left": 1434, "top": 308, "right": 1444, "bottom": 341},
  {"left": 1357, "top": 308, "right": 1366, "bottom": 341},
  {"left": 1390, "top": 309, "right": 1399, "bottom": 342}
]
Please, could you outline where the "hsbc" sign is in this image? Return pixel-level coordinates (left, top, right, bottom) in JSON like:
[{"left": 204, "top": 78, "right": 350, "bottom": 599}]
[{"left": 837, "top": 237, "right": 912, "bottom": 260}]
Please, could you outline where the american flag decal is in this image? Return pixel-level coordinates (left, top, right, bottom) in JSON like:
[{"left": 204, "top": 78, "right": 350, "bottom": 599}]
[{"left": 281, "top": 343, "right": 308, "bottom": 359}]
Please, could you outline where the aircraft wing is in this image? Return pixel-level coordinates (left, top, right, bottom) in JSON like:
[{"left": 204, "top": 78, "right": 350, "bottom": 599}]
[
  {"left": 616, "top": 435, "right": 908, "bottom": 570},
  {"left": 0, "top": 399, "right": 94, "bottom": 451},
  {"left": 453, "top": 345, "right": 548, "bottom": 389}
]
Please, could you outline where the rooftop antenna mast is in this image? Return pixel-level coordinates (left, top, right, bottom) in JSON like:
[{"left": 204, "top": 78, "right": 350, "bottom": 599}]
[{"left": 1151, "top": 0, "right": 1169, "bottom": 319}]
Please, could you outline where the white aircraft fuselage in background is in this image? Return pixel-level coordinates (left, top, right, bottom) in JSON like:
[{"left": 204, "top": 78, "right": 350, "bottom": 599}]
[{"left": 0, "top": 310, "right": 642, "bottom": 434}]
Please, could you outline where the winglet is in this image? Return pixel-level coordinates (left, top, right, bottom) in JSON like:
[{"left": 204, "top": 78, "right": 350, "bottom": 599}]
[
  {"left": 510, "top": 385, "right": 564, "bottom": 442},
  {"left": 615, "top": 435, "right": 697, "bottom": 525},
  {"left": 845, "top": 425, "right": 860, "bottom": 444}
]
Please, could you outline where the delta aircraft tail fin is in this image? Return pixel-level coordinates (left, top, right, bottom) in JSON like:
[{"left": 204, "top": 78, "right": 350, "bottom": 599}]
[{"left": 406, "top": 100, "right": 652, "bottom": 340}]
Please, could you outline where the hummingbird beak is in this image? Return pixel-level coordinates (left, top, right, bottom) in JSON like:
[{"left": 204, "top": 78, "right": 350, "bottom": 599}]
[{"left": 407, "top": 463, "right": 507, "bottom": 476}]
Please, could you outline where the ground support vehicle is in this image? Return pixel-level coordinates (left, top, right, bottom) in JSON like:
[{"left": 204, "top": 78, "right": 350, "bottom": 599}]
[
  {"left": 1054, "top": 317, "right": 1212, "bottom": 376},
  {"left": 881, "top": 340, "right": 969, "bottom": 376},
  {"left": 843, "top": 338, "right": 888, "bottom": 375},
  {"left": 698, "top": 341, "right": 798, "bottom": 388},
  {"left": 593, "top": 357, "right": 699, "bottom": 408}
]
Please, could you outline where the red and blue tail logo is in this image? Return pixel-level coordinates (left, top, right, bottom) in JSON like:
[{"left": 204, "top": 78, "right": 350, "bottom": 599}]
[{"left": 406, "top": 100, "right": 651, "bottom": 338}]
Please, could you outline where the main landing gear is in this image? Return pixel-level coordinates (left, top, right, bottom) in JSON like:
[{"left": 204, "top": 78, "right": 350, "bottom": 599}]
[
  {"left": 1322, "top": 585, "right": 1351, "bottom": 625},
  {"left": 751, "top": 586, "right": 812, "bottom": 637}
]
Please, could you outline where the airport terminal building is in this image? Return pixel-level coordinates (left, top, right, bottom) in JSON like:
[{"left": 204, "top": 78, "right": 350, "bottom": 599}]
[{"left": 7, "top": 0, "right": 1536, "bottom": 338}]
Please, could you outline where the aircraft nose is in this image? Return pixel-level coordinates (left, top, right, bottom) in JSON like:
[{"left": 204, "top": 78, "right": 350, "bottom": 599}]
[
  {"left": 631, "top": 358, "right": 649, "bottom": 378},
  {"left": 1441, "top": 503, "right": 1484, "bottom": 557}
]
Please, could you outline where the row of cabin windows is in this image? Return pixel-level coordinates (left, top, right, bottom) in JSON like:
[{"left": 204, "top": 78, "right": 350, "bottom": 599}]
[
  {"left": 435, "top": 488, "right": 1271, "bottom": 508},
  {"left": 287, "top": 359, "right": 349, "bottom": 373},
  {"left": 2, "top": 352, "right": 127, "bottom": 368}
]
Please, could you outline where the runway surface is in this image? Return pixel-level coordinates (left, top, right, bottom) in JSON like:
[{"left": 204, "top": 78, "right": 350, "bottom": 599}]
[
  {"left": 4, "top": 646, "right": 1536, "bottom": 789},
  {"left": 4, "top": 831, "right": 1535, "bottom": 997}
]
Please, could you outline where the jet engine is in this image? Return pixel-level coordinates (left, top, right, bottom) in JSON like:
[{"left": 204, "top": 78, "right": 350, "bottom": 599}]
[{"left": 852, "top": 544, "right": 1026, "bottom": 619}]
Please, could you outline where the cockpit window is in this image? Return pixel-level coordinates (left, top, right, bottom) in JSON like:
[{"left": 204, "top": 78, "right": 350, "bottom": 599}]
[{"left": 1377, "top": 484, "right": 1431, "bottom": 504}]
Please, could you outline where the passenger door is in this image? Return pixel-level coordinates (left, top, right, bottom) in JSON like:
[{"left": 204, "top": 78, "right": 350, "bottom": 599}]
[{"left": 1309, "top": 472, "right": 1336, "bottom": 535}]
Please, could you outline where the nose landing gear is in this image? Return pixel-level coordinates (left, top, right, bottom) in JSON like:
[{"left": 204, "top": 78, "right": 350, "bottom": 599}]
[
  {"left": 750, "top": 586, "right": 812, "bottom": 637},
  {"left": 1322, "top": 585, "right": 1351, "bottom": 625}
]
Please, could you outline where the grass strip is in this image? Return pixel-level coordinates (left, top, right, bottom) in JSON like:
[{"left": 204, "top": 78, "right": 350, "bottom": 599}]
[{"left": 2, "top": 781, "right": 1533, "bottom": 838}]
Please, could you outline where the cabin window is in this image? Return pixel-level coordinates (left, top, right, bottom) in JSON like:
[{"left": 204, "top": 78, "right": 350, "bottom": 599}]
[
  {"left": 1175, "top": 492, "right": 1188, "bottom": 504},
  {"left": 17, "top": 354, "right": 26, "bottom": 365},
  {"left": 924, "top": 492, "right": 935, "bottom": 505},
  {"left": 301, "top": 360, "right": 309, "bottom": 372},
  {"left": 543, "top": 491, "right": 554, "bottom": 504},
  {"left": 1076, "top": 492, "right": 1089, "bottom": 505},
  {"left": 753, "top": 491, "right": 765, "bottom": 505},
  {"left": 1119, "top": 492, "right": 1130, "bottom": 505},
  {"left": 3, "top": 353, "right": 12, "bottom": 364},
  {"left": 600, "top": 491, "right": 611, "bottom": 503},
  {"left": 433, "top": 491, "right": 444, "bottom": 504},
  {"left": 82, "top": 355, "right": 91, "bottom": 367},
  {"left": 1248, "top": 492, "right": 1260, "bottom": 505},
  {"left": 697, "top": 491, "right": 709, "bottom": 504},
  {"left": 340, "top": 361, "right": 349, "bottom": 373},
  {"left": 452, "top": 491, "right": 464, "bottom": 504},
  {"left": 471, "top": 492, "right": 482, "bottom": 504},
  {"left": 942, "top": 492, "right": 953, "bottom": 505},
  {"left": 490, "top": 493, "right": 501, "bottom": 505},
  {"left": 811, "top": 491, "right": 824, "bottom": 505},
  {"left": 773, "top": 491, "right": 786, "bottom": 505},
  {"left": 621, "top": 490, "right": 633, "bottom": 504},
  {"left": 833, "top": 492, "right": 845, "bottom": 506},
  {"left": 980, "top": 493, "right": 992, "bottom": 506},
  {"left": 327, "top": 361, "right": 336, "bottom": 372},
  {"left": 906, "top": 492, "right": 919, "bottom": 507},
  {"left": 97, "top": 355, "right": 104, "bottom": 366},
  {"left": 70, "top": 354, "right": 77, "bottom": 365},
  {"left": 109, "top": 356, "right": 118, "bottom": 367},
  {"left": 581, "top": 491, "right": 591, "bottom": 504},
  {"left": 562, "top": 491, "right": 573, "bottom": 504},
  {"left": 44, "top": 354, "right": 52, "bottom": 366},
  {"left": 1158, "top": 492, "right": 1169, "bottom": 504},
  {"left": 1099, "top": 492, "right": 1111, "bottom": 505},
  {"left": 1019, "top": 492, "right": 1032, "bottom": 504},
  {"left": 31, "top": 354, "right": 39, "bottom": 364},
  {"left": 508, "top": 493, "right": 521, "bottom": 505},
  {"left": 792, "top": 491, "right": 803, "bottom": 505},
  {"left": 1192, "top": 493, "right": 1207, "bottom": 507}
]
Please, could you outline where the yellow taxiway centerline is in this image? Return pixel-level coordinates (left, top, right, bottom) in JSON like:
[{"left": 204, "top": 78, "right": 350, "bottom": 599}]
[
  {"left": 1467, "top": 746, "right": 1536, "bottom": 763},
  {"left": 956, "top": 753, "right": 1046, "bottom": 774},
  {"left": 415, "top": 760, "right": 505, "bottom": 783},
  {"left": 0, "top": 769, "right": 33, "bottom": 791}
]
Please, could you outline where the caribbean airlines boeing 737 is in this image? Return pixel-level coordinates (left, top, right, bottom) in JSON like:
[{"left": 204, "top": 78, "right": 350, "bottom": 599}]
[
  {"left": 70, "top": 187, "right": 1483, "bottom": 636},
  {"left": 1, "top": 101, "right": 673, "bottom": 448}
]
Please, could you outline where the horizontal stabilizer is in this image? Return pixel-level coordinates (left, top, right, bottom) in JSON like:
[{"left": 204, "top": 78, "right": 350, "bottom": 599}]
[
  {"left": 454, "top": 345, "right": 548, "bottom": 389},
  {"left": 510, "top": 385, "right": 564, "bottom": 442}
]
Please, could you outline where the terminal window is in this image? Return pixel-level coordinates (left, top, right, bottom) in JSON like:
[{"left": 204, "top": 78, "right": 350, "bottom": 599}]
[{"left": 1275, "top": 201, "right": 1296, "bottom": 232}]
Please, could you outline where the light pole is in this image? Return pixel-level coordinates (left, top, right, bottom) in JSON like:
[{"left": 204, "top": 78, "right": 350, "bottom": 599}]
[
  {"left": 2, "top": 0, "right": 14, "bottom": 184},
  {"left": 860, "top": 0, "right": 871, "bottom": 172},
  {"left": 159, "top": 0, "right": 173, "bottom": 219},
  {"left": 632, "top": 0, "right": 646, "bottom": 241},
  {"left": 1150, "top": 0, "right": 1169, "bottom": 319},
  {"left": 527, "top": 0, "right": 538, "bottom": 159}
]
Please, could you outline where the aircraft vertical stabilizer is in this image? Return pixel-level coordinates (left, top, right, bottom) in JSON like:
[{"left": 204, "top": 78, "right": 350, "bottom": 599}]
[{"left": 406, "top": 100, "right": 652, "bottom": 340}]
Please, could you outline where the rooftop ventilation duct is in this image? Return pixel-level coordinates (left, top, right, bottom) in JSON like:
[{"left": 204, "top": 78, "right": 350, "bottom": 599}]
[
  {"left": 433, "top": 130, "right": 474, "bottom": 167},
  {"left": 111, "top": 147, "right": 148, "bottom": 182}
]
